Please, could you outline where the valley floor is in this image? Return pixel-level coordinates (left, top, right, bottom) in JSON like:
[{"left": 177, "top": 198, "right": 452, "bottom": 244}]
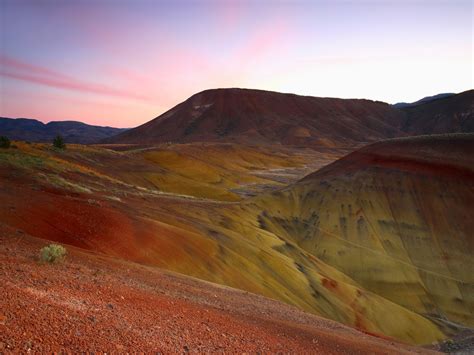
[{"left": 0, "top": 224, "right": 430, "bottom": 354}]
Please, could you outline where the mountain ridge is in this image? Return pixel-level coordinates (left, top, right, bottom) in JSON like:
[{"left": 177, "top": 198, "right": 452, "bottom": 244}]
[
  {"left": 0, "top": 117, "right": 128, "bottom": 144},
  {"left": 393, "top": 93, "right": 456, "bottom": 109}
]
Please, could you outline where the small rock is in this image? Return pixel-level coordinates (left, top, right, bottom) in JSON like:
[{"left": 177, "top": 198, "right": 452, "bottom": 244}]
[
  {"left": 183, "top": 345, "right": 189, "bottom": 352},
  {"left": 107, "top": 303, "right": 114, "bottom": 310},
  {"left": 0, "top": 315, "right": 6, "bottom": 325}
]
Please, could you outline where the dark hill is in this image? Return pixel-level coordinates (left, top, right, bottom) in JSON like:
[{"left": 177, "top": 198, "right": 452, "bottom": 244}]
[
  {"left": 393, "top": 93, "right": 456, "bottom": 109},
  {"left": 399, "top": 90, "right": 473, "bottom": 135},
  {"left": 0, "top": 117, "right": 128, "bottom": 144}
]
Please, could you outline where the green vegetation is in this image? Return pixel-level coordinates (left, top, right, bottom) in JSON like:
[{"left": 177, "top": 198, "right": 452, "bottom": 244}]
[
  {"left": 0, "top": 136, "right": 11, "bottom": 149},
  {"left": 39, "top": 244, "right": 67, "bottom": 263},
  {"left": 0, "top": 150, "right": 45, "bottom": 169},
  {"left": 53, "top": 135, "right": 66, "bottom": 149}
]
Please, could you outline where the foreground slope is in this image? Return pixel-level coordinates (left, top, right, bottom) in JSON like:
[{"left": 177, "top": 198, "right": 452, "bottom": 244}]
[
  {"left": 0, "top": 225, "right": 430, "bottom": 354},
  {"left": 239, "top": 134, "right": 474, "bottom": 333},
  {"left": 105, "top": 88, "right": 405, "bottom": 147}
]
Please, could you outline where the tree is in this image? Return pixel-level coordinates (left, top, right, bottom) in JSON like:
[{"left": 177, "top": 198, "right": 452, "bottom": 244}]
[
  {"left": 53, "top": 135, "right": 66, "bottom": 149},
  {"left": 0, "top": 136, "right": 11, "bottom": 149}
]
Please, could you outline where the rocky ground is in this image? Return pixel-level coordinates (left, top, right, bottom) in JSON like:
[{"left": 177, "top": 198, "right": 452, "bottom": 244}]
[
  {"left": 433, "top": 330, "right": 474, "bottom": 354},
  {"left": 0, "top": 223, "right": 434, "bottom": 354}
]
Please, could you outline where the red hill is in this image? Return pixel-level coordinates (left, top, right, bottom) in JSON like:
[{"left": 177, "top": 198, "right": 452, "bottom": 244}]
[{"left": 105, "top": 88, "right": 406, "bottom": 147}]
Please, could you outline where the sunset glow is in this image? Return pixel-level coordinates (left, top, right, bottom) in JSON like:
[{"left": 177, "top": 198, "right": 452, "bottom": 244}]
[{"left": 1, "top": 0, "right": 472, "bottom": 127}]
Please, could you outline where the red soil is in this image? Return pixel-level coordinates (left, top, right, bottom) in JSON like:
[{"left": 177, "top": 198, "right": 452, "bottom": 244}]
[{"left": 0, "top": 224, "right": 434, "bottom": 354}]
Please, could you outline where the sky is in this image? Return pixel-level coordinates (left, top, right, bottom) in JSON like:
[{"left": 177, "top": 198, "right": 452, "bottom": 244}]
[{"left": 0, "top": 0, "right": 472, "bottom": 128}]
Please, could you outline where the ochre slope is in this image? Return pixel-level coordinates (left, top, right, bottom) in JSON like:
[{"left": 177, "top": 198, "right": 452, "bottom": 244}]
[
  {"left": 0, "top": 141, "right": 331, "bottom": 201},
  {"left": 240, "top": 134, "right": 474, "bottom": 332}
]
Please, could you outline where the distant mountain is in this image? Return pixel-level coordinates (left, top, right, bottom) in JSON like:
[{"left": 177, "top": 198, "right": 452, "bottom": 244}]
[
  {"left": 399, "top": 90, "right": 473, "bottom": 135},
  {"left": 0, "top": 117, "right": 128, "bottom": 144},
  {"left": 393, "top": 93, "right": 456, "bottom": 109},
  {"left": 104, "top": 88, "right": 406, "bottom": 147}
]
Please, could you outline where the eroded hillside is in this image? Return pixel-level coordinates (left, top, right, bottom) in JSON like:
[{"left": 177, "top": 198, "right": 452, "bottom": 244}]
[{"left": 0, "top": 136, "right": 472, "bottom": 346}]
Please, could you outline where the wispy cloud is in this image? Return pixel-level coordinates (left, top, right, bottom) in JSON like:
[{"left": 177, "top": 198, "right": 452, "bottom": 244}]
[{"left": 0, "top": 55, "right": 152, "bottom": 102}]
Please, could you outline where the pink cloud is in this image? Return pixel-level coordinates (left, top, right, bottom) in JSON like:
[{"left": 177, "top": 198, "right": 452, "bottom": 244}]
[
  {"left": 0, "top": 55, "right": 73, "bottom": 81},
  {"left": 101, "top": 39, "right": 216, "bottom": 106},
  {"left": 0, "top": 55, "right": 152, "bottom": 102}
]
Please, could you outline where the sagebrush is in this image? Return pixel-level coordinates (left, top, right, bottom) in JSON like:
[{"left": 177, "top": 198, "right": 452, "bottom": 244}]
[{"left": 40, "top": 244, "right": 67, "bottom": 263}]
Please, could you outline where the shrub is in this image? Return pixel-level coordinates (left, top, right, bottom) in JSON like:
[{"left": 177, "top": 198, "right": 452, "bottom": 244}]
[
  {"left": 53, "top": 135, "right": 66, "bottom": 149},
  {"left": 39, "top": 244, "right": 67, "bottom": 263},
  {"left": 0, "top": 136, "right": 11, "bottom": 149}
]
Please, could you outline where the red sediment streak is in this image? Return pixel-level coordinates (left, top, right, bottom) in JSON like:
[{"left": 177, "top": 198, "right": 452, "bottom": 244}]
[
  {"left": 306, "top": 140, "right": 474, "bottom": 182},
  {"left": 321, "top": 278, "right": 338, "bottom": 290},
  {"left": 359, "top": 329, "right": 395, "bottom": 341}
]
